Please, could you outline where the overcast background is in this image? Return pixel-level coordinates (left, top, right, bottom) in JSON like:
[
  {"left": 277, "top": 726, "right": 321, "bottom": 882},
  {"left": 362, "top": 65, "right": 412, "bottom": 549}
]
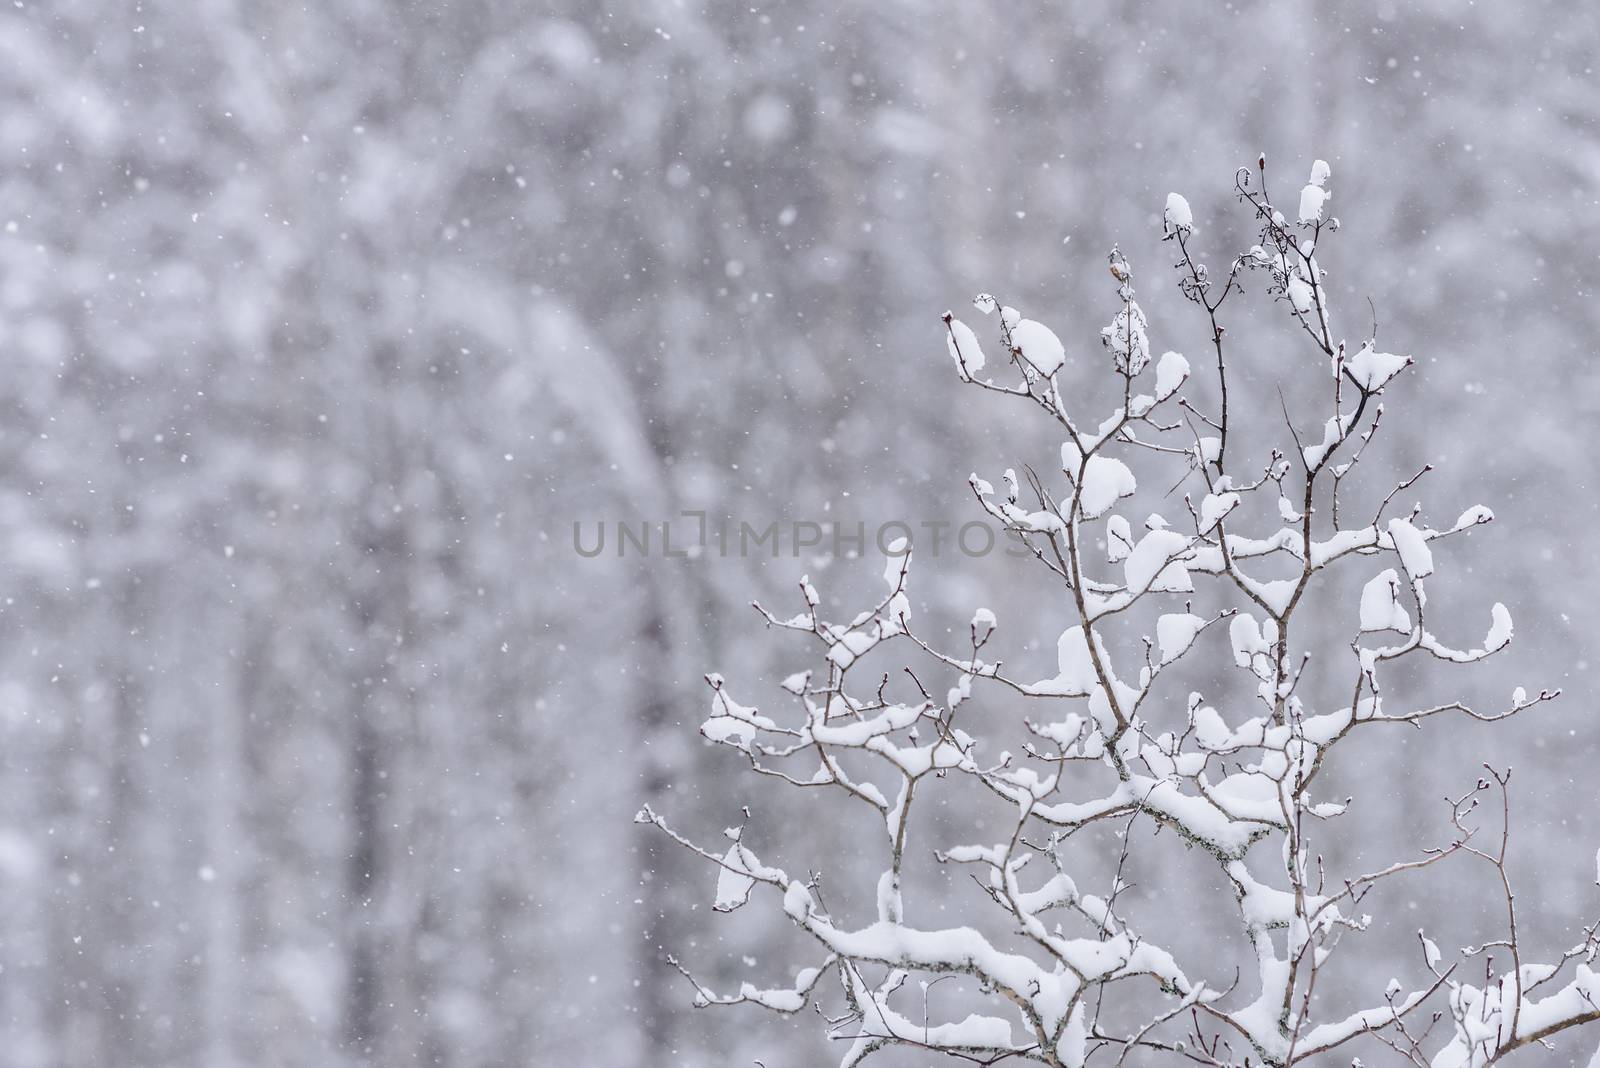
[{"left": 1, "top": 1, "right": 1598, "bottom": 1066}]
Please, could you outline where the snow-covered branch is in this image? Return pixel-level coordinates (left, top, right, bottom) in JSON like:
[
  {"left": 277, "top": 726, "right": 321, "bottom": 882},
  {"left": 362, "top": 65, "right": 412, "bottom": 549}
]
[{"left": 641, "top": 157, "right": 1597, "bottom": 1067}]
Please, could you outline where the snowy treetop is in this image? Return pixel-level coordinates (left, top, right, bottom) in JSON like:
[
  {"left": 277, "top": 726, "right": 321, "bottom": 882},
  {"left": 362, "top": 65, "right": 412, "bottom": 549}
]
[{"left": 643, "top": 157, "right": 1597, "bottom": 1068}]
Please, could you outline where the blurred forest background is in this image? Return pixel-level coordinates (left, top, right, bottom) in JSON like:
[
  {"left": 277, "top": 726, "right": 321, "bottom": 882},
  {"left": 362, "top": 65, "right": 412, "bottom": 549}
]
[{"left": 1, "top": 1, "right": 1598, "bottom": 1065}]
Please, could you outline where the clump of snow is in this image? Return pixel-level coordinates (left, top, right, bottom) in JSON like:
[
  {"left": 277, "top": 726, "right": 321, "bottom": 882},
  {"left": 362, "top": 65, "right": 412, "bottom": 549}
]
[
  {"left": 1011, "top": 317, "right": 1066, "bottom": 376},
  {"left": 715, "top": 840, "right": 757, "bottom": 911},
  {"left": 971, "top": 607, "right": 997, "bottom": 644},
  {"left": 1163, "top": 192, "right": 1193, "bottom": 233},
  {"left": 1156, "top": 613, "right": 1206, "bottom": 664},
  {"left": 1052, "top": 627, "right": 1102, "bottom": 697},
  {"left": 945, "top": 316, "right": 987, "bottom": 377},
  {"left": 1301, "top": 416, "right": 1342, "bottom": 468},
  {"left": 1230, "top": 614, "right": 1270, "bottom": 670},
  {"left": 1198, "top": 491, "right": 1240, "bottom": 534},
  {"left": 1154, "top": 350, "right": 1188, "bottom": 399},
  {"left": 1299, "top": 161, "right": 1331, "bottom": 223},
  {"left": 702, "top": 687, "right": 775, "bottom": 746},
  {"left": 1105, "top": 514, "right": 1134, "bottom": 562},
  {"left": 1062, "top": 442, "right": 1138, "bottom": 519},
  {"left": 922, "top": 1013, "right": 1015, "bottom": 1050},
  {"left": 1101, "top": 297, "right": 1151, "bottom": 376},
  {"left": 1360, "top": 570, "right": 1411, "bottom": 633},
  {"left": 1422, "top": 932, "right": 1442, "bottom": 969},
  {"left": 1346, "top": 342, "right": 1409, "bottom": 390},
  {"left": 1287, "top": 273, "right": 1316, "bottom": 312},
  {"left": 876, "top": 869, "right": 902, "bottom": 922},
  {"left": 1125, "top": 529, "right": 1192, "bottom": 593},
  {"left": 1387, "top": 518, "right": 1434, "bottom": 579},
  {"left": 826, "top": 629, "right": 879, "bottom": 669},
  {"left": 1191, "top": 703, "right": 1231, "bottom": 749},
  {"left": 735, "top": 971, "right": 817, "bottom": 1014},
  {"left": 1485, "top": 602, "right": 1513, "bottom": 652},
  {"left": 1297, "top": 185, "right": 1327, "bottom": 224},
  {"left": 781, "top": 881, "right": 813, "bottom": 920}
]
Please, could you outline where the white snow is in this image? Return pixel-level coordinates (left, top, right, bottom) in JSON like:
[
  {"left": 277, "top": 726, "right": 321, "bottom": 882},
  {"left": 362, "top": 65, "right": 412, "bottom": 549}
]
[
  {"left": 1287, "top": 273, "right": 1316, "bottom": 312},
  {"left": 782, "top": 881, "right": 814, "bottom": 921},
  {"left": 972, "top": 607, "right": 997, "bottom": 642},
  {"left": 1299, "top": 165, "right": 1330, "bottom": 223},
  {"left": 875, "top": 869, "right": 902, "bottom": 922},
  {"left": 1387, "top": 517, "right": 1434, "bottom": 578},
  {"left": 733, "top": 966, "right": 820, "bottom": 1014},
  {"left": 1051, "top": 626, "right": 1103, "bottom": 697},
  {"left": 1011, "top": 317, "right": 1066, "bottom": 376},
  {"left": 1062, "top": 443, "right": 1138, "bottom": 518},
  {"left": 1154, "top": 349, "right": 1189, "bottom": 399},
  {"left": 1360, "top": 569, "right": 1411, "bottom": 633},
  {"left": 1198, "top": 491, "right": 1240, "bottom": 534},
  {"left": 1230, "top": 614, "right": 1270, "bottom": 670},
  {"left": 945, "top": 316, "right": 987, "bottom": 376},
  {"left": 1101, "top": 300, "right": 1151, "bottom": 376},
  {"left": 1163, "top": 192, "right": 1193, "bottom": 233},
  {"left": 826, "top": 628, "right": 879, "bottom": 669},
  {"left": 714, "top": 842, "right": 757, "bottom": 911},
  {"left": 1298, "top": 184, "right": 1327, "bottom": 224},
  {"left": 1105, "top": 514, "right": 1134, "bottom": 561},
  {"left": 1485, "top": 602, "right": 1513, "bottom": 652},
  {"left": 1124, "top": 529, "right": 1193, "bottom": 593},
  {"left": 1346, "top": 342, "right": 1409, "bottom": 389},
  {"left": 1301, "top": 415, "right": 1343, "bottom": 468},
  {"left": 1192, "top": 703, "right": 1230, "bottom": 749},
  {"left": 1156, "top": 613, "right": 1206, "bottom": 664},
  {"left": 702, "top": 688, "right": 775, "bottom": 746}
]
